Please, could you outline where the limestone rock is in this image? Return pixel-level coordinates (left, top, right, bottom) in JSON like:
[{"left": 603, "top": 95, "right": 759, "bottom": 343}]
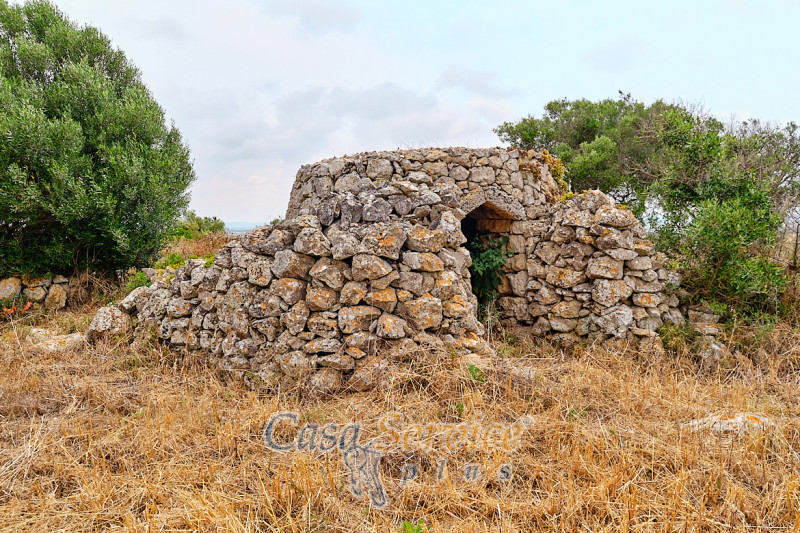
[
  {"left": 294, "top": 227, "right": 331, "bottom": 256},
  {"left": 338, "top": 306, "right": 382, "bottom": 334},
  {"left": 277, "top": 351, "right": 316, "bottom": 378},
  {"left": 366, "top": 158, "right": 393, "bottom": 180},
  {"left": 352, "top": 254, "right": 393, "bottom": 281},
  {"left": 44, "top": 283, "right": 68, "bottom": 309},
  {"left": 686, "top": 412, "right": 772, "bottom": 436},
  {"left": 272, "top": 250, "right": 315, "bottom": 280},
  {"left": 23, "top": 286, "right": 46, "bottom": 302},
  {"left": 328, "top": 227, "right": 361, "bottom": 260},
  {"left": 596, "top": 206, "right": 637, "bottom": 228},
  {"left": 0, "top": 277, "right": 22, "bottom": 299},
  {"left": 33, "top": 332, "right": 85, "bottom": 353},
  {"left": 87, "top": 306, "right": 130, "bottom": 341},
  {"left": 376, "top": 313, "right": 407, "bottom": 339},
  {"left": 364, "top": 288, "right": 397, "bottom": 312},
  {"left": 307, "top": 314, "right": 340, "bottom": 338},
  {"left": 348, "top": 356, "right": 394, "bottom": 391},
  {"left": 586, "top": 257, "right": 624, "bottom": 280},
  {"left": 309, "top": 258, "right": 346, "bottom": 290},
  {"left": 545, "top": 266, "right": 586, "bottom": 289},
  {"left": 694, "top": 336, "right": 733, "bottom": 370},
  {"left": 405, "top": 226, "right": 446, "bottom": 253},
  {"left": 591, "top": 279, "right": 633, "bottom": 307},
  {"left": 306, "top": 286, "right": 338, "bottom": 311},
  {"left": 307, "top": 368, "right": 344, "bottom": 396},
  {"left": 281, "top": 301, "right": 310, "bottom": 335},
  {"left": 595, "top": 305, "right": 634, "bottom": 337},
  {"left": 632, "top": 293, "right": 661, "bottom": 308},
  {"left": 361, "top": 224, "right": 407, "bottom": 259},
  {"left": 305, "top": 337, "right": 342, "bottom": 354},
  {"left": 402, "top": 252, "right": 444, "bottom": 272},
  {"left": 271, "top": 278, "right": 307, "bottom": 305},
  {"left": 403, "top": 295, "right": 443, "bottom": 330},
  {"left": 340, "top": 281, "right": 369, "bottom": 306},
  {"left": 551, "top": 300, "right": 582, "bottom": 319},
  {"left": 120, "top": 286, "right": 151, "bottom": 313},
  {"left": 247, "top": 257, "right": 274, "bottom": 287}
]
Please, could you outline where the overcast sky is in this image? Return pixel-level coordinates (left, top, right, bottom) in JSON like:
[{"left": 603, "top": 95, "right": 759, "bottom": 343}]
[{"left": 50, "top": 0, "right": 800, "bottom": 223}]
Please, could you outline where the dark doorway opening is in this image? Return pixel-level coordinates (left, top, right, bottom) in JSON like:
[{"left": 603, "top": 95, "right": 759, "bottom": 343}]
[{"left": 461, "top": 202, "right": 516, "bottom": 308}]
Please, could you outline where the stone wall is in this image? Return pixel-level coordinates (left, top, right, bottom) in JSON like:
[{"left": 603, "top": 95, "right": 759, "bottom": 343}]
[
  {"left": 89, "top": 147, "right": 686, "bottom": 393},
  {"left": 490, "top": 191, "right": 684, "bottom": 341},
  {"left": 0, "top": 274, "right": 69, "bottom": 309}
]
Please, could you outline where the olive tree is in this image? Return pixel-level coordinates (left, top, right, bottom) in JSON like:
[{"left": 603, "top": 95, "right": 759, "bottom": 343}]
[{"left": 0, "top": 0, "right": 195, "bottom": 275}]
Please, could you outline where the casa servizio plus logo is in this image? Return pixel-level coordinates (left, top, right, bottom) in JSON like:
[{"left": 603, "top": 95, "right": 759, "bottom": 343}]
[{"left": 263, "top": 412, "right": 524, "bottom": 508}]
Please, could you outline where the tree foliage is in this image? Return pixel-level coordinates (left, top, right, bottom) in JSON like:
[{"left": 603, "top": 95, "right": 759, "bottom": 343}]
[
  {"left": 496, "top": 93, "right": 800, "bottom": 314},
  {"left": 0, "top": 0, "right": 195, "bottom": 275},
  {"left": 172, "top": 210, "right": 225, "bottom": 239}
]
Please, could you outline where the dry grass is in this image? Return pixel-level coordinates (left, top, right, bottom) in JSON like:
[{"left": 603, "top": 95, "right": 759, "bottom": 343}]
[
  {"left": 2, "top": 308, "right": 800, "bottom": 532},
  {"left": 161, "top": 233, "right": 239, "bottom": 261}
]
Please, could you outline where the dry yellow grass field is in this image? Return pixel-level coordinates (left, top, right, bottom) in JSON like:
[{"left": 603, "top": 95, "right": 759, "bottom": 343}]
[{"left": 2, "top": 302, "right": 800, "bottom": 532}]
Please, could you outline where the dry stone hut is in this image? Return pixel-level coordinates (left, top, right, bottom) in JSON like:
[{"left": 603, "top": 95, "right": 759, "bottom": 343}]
[{"left": 94, "top": 147, "right": 684, "bottom": 393}]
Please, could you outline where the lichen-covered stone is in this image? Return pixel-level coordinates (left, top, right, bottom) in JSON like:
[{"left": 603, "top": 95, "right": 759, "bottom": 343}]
[
  {"left": 595, "top": 305, "right": 634, "bottom": 337},
  {"left": 247, "top": 257, "right": 274, "bottom": 286},
  {"left": 403, "top": 295, "right": 442, "bottom": 330},
  {"left": 294, "top": 227, "right": 331, "bottom": 257},
  {"left": 307, "top": 314, "right": 339, "bottom": 338},
  {"left": 309, "top": 258, "right": 346, "bottom": 290},
  {"left": 338, "top": 305, "right": 382, "bottom": 334},
  {"left": 596, "top": 206, "right": 637, "bottom": 228},
  {"left": 23, "top": 286, "right": 46, "bottom": 302},
  {"left": 361, "top": 224, "right": 407, "bottom": 260},
  {"left": 272, "top": 250, "right": 315, "bottom": 280},
  {"left": 591, "top": 279, "right": 633, "bottom": 307},
  {"left": 281, "top": 302, "right": 310, "bottom": 335},
  {"left": 271, "top": 278, "right": 307, "bottom": 305},
  {"left": 0, "top": 277, "right": 21, "bottom": 299},
  {"left": 586, "top": 257, "right": 624, "bottom": 280},
  {"left": 339, "top": 281, "right": 368, "bottom": 306},
  {"left": 545, "top": 266, "right": 586, "bottom": 289},
  {"left": 87, "top": 306, "right": 130, "bottom": 341},
  {"left": 402, "top": 252, "right": 444, "bottom": 272},
  {"left": 376, "top": 313, "right": 407, "bottom": 339},
  {"left": 306, "top": 286, "right": 338, "bottom": 311},
  {"left": 351, "top": 254, "right": 393, "bottom": 281},
  {"left": 405, "top": 226, "right": 446, "bottom": 253},
  {"left": 44, "top": 283, "right": 68, "bottom": 310},
  {"left": 364, "top": 288, "right": 397, "bottom": 312},
  {"left": 551, "top": 300, "right": 582, "bottom": 319}
]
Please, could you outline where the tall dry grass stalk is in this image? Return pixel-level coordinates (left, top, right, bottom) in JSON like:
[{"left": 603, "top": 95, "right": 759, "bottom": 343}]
[{"left": 1, "top": 309, "right": 800, "bottom": 531}]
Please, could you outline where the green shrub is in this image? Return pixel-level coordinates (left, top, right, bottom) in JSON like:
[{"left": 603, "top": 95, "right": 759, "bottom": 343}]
[
  {"left": 124, "top": 271, "right": 151, "bottom": 293},
  {"left": 673, "top": 194, "right": 786, "bottom": 313},
  {"left": 0, "top": 1, "right": 195, "bottom": 276},
  {"left": 153, "top": 252, "right": 185, "bottom": 270},
  {"left": 466, "top": 234, "right": 513, "bottom": 305},
  {"left": 170, "top": 227, "right": 193, "bottom": 240}
]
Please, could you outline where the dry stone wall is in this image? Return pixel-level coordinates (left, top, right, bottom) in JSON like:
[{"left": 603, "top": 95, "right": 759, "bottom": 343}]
[
  {"left": 90, "top": 147, "right": 685, "bottom": 393},
  {"left": 0, "top": 274, "right": 69, "bottom": 309},
  {"left": 490, "top": 191, "right": 684, "bottom": 342}
]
